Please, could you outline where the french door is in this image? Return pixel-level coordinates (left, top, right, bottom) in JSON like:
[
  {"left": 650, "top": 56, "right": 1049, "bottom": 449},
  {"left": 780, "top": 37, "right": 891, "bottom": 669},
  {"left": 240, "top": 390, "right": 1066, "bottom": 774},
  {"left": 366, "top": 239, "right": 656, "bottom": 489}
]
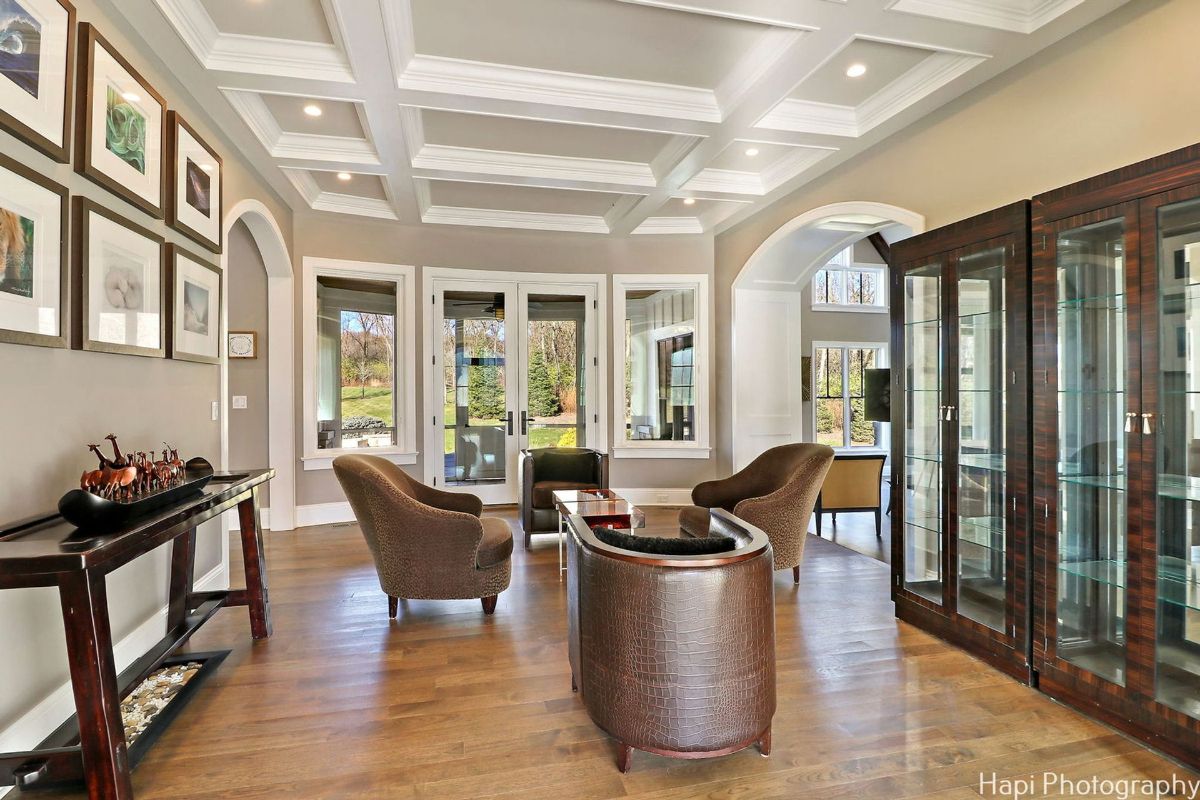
[{"left": 425, "top": 275, "right": 600, "bottom": 504}]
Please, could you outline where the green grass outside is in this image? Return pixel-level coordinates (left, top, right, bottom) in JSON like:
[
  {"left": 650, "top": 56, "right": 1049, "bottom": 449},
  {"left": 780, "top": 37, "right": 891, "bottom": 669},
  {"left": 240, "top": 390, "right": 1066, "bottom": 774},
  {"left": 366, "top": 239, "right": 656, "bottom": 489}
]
[{"left": 341, "top": 386, "right": 394, "bottom": 424}]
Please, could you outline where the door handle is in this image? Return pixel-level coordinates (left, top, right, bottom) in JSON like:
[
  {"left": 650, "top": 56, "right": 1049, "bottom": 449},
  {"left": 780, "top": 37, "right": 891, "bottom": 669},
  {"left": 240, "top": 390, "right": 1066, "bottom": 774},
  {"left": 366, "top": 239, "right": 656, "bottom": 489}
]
[
  {"left": 507, "top": 411, "right": 514, "bottom": 436},
  {"left": 520, "top": 410, "right": 528, "bottom": 436},
  {"left": 1124, "top": 411, "right": 1136, "bottom": 432},
  {"left": 1142, "top": 412, "right": 1155, "bottom": 435}
]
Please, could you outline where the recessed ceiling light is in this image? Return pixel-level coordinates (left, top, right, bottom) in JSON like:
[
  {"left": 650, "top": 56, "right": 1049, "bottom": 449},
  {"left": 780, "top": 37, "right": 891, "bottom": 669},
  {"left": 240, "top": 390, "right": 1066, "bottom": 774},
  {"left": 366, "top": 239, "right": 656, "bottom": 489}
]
[
  {"left": 745, "top": 147, "right": 760, "bottom": 157},
  {"left": 683, "top": 197, "right": 696, "bottom": 206},
  {"left": 846, "top": 63, "right": 867, "bottom": 78},
  {"left": 121, "top": 91, "right": 140, "bottom": 103},
  {"left": 303, "top": 103, "right": 323, "bottom": 117},
  {"left": 337, "top": 172, "right": 352, "bottom": 181}
]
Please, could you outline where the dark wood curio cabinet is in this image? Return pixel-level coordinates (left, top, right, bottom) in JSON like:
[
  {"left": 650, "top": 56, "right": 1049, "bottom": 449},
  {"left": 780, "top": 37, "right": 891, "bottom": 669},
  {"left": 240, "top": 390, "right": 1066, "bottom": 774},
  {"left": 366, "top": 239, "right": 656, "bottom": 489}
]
[
  {"left": 1032, "top": 144, "right": 1200, "bottom": 765},
  {"left": 890, "top": 201, "right": 1033, "bottom": 682}
]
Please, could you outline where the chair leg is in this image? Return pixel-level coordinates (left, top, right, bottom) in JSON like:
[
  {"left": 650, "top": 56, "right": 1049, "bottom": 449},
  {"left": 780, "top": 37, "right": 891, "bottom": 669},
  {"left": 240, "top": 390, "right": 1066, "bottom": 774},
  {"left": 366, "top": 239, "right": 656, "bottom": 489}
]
[
  {"left": 875, "top": 508, "right": 882, "bottom": 538},
  {"left": 524, "top": 531, "right": 531, "bottom": 550},
  {"left": 617, "top": 743, "right": 634, "bottom": 773},
  {"left": 832, "top": 512, "right": 837, "bottom": 525},
  {"left": 387, "top": 595, "right": 398, "bottom": 619},
  {"left": 815, "top": 511, "right": 822, "bottom": 537},
  {"left": 481, "top": 595, "right": 498, "bottom": 615},
  {"left": 792, "top": 565, "right": 800, "bottom": 585},
  {"left": 758, "top": 727, "right": 772, "bottom": 757},
  {"left": 571, "top": 673, "right": 578, "bottom": 693}
]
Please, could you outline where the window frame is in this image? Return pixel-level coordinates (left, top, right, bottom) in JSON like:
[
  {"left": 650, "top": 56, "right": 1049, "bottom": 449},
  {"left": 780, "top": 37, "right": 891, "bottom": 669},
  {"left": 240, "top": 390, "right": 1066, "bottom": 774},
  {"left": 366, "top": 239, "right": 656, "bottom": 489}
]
[
  {"left": 612, "top": 273, "right": 711, "bottom": 459},
  {"left": 301, "top": 256, "right": 418, "bottom": 470},
  {"left": 811, "top": 340, "right": 889, "bottom": 452},
  {"left": 811, "top": 255, "right": 888, "bottom": 314}
]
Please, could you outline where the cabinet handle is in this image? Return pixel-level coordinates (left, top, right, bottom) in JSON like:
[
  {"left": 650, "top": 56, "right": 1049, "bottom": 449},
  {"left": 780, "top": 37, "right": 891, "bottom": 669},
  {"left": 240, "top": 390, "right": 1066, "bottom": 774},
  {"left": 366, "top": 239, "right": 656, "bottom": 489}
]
[
  {"left": 1124, "top": 412, "right": 1137, "bottom": 432},
  {"left": 1142, "top": 412, "right": 1155, "bottom": 435}
]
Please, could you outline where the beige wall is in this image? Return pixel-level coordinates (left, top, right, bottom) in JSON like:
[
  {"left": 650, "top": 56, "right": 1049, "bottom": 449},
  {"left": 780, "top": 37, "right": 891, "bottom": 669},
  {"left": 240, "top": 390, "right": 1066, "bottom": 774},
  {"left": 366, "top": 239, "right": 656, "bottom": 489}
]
[
  {"left": 226, "top": 221, "right": 271, "bottom": 504},
  {"left": 0, "top": 0, "right": 290, "bottom": 739},
  {"left": 290, "top": 214, "right": 717, "bottom": 506},
  {"left": 714, "top": 0, "right": 1197, "bottom": 470}
]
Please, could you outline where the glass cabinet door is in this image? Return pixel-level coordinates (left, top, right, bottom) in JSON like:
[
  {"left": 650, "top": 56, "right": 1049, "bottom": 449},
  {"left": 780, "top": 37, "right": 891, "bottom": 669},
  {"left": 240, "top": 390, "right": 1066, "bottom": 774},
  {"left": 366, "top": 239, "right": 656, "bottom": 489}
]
[
  {"left": 903, "top": 263, "right": 944, "bottom": 604},
  {"left": 955, "top": 246, "right": 1007, "bottom": 631},
  {"left": 1055, "top": 218, "right": 1128, "bottom": 686},
  {"left": 1155, "top": 195, "right": 1200, "bottom": 717}
]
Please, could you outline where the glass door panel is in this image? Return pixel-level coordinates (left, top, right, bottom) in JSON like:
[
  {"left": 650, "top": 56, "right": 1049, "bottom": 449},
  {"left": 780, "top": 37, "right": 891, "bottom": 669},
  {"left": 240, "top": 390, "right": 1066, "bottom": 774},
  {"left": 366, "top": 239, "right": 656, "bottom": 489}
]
[
  {"left": 1055, "top": 217, "right": 1128, "bottom": 685},
  {"left": 903, "top": 263, "right": 943, "bottom": 604},
  {"left": 1155, "top": 196, "right": 1200, "bottom": 717},
  {"left": 523, "top": 292, "right": 588, "bottom": 449},
  {"left": 956, "top": 246, "right": 1007, "bottom": 631},
  {"left": 441, "top": 289, "right": 514, "bottom": 500}
]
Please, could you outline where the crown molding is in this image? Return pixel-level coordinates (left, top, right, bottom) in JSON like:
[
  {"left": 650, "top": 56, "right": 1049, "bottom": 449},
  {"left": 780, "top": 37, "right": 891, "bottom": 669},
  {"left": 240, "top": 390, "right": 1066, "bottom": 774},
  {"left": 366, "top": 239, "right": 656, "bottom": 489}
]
[
  {"left": 760, "top": 145, "right": 837, "bottom": 191},
  {"left": 755, "top": 98, "right": 858, "bottom": 137},
  {"left": 682, "top": 168, "right": 764, "bottom": 195},
  {"left": 887, "top": 0, "right": 1086, "bottom": 34},
  {"left": 273, "top": 132, "right": 382, "bottom": 165},
  {"left": 397, "top": 105, "right": 425, "bottom": 163},
  {"left": 284, "top": 169, "right": 399, "bottom": 220},
  {"left": 412, "top": 145, "right": 657, "bottom": 188},
  {"left": 222, "top": 89, "right": 284, "bottom": 148},
  {"left": 422, "top": 205, "right": 611, "bottom": 234},
  {"left": 399, "top": 55, "right": 722, "bottom": 123},
  {"left": 152, "top": 0, "right": 219, "bottom": 61},
  {"left": 632, "top": 216, "right": 705, "bottom": 235},
  {"left": 382, "top": 0, "right": 417, "bottom": 83}
]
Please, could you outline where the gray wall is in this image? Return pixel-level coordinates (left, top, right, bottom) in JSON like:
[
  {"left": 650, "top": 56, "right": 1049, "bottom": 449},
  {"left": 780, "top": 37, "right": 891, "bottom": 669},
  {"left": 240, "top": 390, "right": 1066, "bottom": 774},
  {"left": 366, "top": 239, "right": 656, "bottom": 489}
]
[
  {"left": 800, "top": 239, "right": 889, "bottom": 440},
  {"left": 290, "top": 214, "right": 718, "bottom": 506},
  {"left": 226, "top": 221, "right": 271, "bottom": 504},
  {"left": 0, "top": 0, "right": 289, "bottom": 743}
]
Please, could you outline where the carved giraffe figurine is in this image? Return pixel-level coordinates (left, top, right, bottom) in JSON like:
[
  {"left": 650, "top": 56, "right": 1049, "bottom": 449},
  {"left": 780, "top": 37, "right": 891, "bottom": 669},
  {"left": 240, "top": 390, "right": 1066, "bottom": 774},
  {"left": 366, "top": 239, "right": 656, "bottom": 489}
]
[
  {"left": 85, "top": 444, "right": 118, "bottom": 497},
  {"left": 105, "top": 434, "right": 128, "bottom": 468}
]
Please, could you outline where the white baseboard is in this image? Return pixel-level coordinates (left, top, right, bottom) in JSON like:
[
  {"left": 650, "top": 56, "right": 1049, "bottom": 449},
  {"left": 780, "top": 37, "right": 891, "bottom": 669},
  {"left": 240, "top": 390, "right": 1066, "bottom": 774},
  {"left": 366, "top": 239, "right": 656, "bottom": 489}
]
[
  {"left": 0, "top": 562, "right": 227, "bottom": 796},
  {"left": 295, "top": 501, "right": 355, "bottom": 528},
  {"left": 611, "top": 488, "right": 692, "bottom": 506}
]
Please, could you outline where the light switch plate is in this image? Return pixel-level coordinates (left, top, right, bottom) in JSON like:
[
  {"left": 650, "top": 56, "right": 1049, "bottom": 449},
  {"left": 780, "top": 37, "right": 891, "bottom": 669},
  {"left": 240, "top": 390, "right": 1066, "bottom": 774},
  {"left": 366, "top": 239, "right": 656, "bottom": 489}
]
[
  {"left": 232, "top": 395, "right": 248, "bottom": 409},
  {"left": 211, "top": 401, "right": 219, "bottom": 421}
]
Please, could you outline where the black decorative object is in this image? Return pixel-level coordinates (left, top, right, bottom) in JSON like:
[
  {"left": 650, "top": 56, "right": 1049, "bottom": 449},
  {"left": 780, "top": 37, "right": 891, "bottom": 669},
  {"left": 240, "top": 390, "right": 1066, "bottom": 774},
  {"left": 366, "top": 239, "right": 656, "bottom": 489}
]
[
  {"left": 59, "top": 455, "right": 214, "bottom": 529},
  {"left": 864, "top": 368, "right": 891, "bottom": 422}
]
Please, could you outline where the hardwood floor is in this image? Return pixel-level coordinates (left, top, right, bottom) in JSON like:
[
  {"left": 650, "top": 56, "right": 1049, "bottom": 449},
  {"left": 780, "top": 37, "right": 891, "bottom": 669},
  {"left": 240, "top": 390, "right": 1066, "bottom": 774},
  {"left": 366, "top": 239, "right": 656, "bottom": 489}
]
[{"left": 25, "top": 506, "right": 1196, "bottom": 799}]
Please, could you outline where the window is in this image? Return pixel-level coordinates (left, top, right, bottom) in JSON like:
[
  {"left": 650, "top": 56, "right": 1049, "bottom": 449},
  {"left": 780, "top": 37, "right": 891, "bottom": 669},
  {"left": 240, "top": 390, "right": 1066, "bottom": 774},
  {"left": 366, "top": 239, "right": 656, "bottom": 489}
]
[
  {"left": 811, "top": 247, "right": 887, "bottom": 311},
  {"left": 303, "top": 258, "right": 416, "bottom": 469},
  {"left": 814, "top": 342, "right": 888, "bottom": 449},
  {"left": 613, "top": 274, "right": 710, "bottom": 458}
]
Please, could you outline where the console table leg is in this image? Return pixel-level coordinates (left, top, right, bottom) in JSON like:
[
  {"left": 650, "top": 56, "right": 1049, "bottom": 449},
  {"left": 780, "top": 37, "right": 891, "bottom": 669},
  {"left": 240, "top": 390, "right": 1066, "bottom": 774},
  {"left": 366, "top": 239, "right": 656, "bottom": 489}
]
[
  {"left": 58, "top": 570, "right": 133, "bottom": 800},
  {"left": 237, "top": 489, "right": 273, "bottom": 639},
  {"left": 166, "top": 527, "right": 196, "bottom": 631}
]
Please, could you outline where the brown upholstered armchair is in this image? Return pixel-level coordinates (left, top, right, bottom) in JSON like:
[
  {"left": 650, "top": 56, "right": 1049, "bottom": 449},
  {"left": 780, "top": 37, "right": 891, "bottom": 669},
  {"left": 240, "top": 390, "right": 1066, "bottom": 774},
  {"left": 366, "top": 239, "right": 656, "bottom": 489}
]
[
  {"left": 814, "top": 453, "right": 887, "bottom": 537},
  {"left": 519, "top": 447, "right": 609, "bottom": 548},
  {"left": 678, "top": 443, "right": 834, "bottom": 583},
  {"left": 566, "top": 509, "right": 775, "bottom": 772},
  {"left": 332, "top": 454, "right": 513, "bottom": 617}
]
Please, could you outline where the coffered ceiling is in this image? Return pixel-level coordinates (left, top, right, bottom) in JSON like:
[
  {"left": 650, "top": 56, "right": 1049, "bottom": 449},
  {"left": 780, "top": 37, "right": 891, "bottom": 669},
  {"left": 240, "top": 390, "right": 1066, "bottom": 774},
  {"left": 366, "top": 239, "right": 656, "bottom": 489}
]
[{"left": 137, "top": 0, "right": 1129, "bottom": 236}]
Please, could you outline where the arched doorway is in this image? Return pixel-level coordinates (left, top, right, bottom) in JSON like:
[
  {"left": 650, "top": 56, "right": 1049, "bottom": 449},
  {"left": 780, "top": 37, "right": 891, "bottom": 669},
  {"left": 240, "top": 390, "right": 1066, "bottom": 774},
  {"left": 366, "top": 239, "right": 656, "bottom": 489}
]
[
  {"left": 220, "top": 200, "right": 296, "bottom": 531},
  {"left": 731, "top": 202, "right": 924, "bottom": 470}
]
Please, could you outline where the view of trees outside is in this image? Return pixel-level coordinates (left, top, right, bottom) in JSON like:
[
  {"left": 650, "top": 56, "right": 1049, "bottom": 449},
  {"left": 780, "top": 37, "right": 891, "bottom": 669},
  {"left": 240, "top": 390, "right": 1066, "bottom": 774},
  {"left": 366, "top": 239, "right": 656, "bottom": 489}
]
[
  {"left": 812, "top": 268, "right": 880, "bottom": 306},
  {"left": 339, "top": 310, "right": 396, "bottom": 445},
  {"left": 815, "top": 346, "right": 879, "bottom": 448}
]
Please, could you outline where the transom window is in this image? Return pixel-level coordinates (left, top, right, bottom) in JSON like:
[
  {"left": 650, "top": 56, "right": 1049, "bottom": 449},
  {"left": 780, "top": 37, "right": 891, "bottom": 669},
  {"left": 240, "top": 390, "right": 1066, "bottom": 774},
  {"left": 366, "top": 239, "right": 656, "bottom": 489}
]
[{"left": 812, "top": 247, "right": 887, "bottom": 311}]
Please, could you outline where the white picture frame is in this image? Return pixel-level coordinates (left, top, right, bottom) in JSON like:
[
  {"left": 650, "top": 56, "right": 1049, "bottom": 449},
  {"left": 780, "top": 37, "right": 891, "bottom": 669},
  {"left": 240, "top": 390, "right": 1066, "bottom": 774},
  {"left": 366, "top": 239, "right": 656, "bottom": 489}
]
[
  {"left": 0, "top": 153, "right": 67, "bottom": 346},
  {"left": 168, "top": 244, "right": 220, "bottom": 364},
  {"left": 168, "top": 111, "right": 222, "bottom": 253},
  {"left": 0, "top": 0, "right": 75, "bottom": 161}
]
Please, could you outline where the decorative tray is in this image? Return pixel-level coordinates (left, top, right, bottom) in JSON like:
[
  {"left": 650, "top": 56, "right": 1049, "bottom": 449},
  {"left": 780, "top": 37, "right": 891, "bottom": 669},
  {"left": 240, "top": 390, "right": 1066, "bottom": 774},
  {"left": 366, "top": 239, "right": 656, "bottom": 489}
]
[{"left": 58, "top": 457, "right": 215, "bottom": 530}]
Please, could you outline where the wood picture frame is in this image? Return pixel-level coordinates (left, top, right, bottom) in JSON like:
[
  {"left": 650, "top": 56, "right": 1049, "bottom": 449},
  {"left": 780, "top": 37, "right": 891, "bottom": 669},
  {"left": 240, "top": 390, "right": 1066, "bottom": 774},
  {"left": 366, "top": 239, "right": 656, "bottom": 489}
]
[
  {"left": 72, "top": 196, "right": 165, "bottom": 358},
  {"left": 166, "top": 243, "right": 221, "bottom": 364},
  {"left": 74, "top": 23, "right": 166, "bottom": 219},
  {"left": 0, "top": 0, "right": 76, "bottom": 162},
  {"left": 167, "top": 111, "right": 223, "bottom": 253},
  {"left": 228, "top": 330, "right": 256, "bottom": 359},
  {"left": 0, "top": 150, "right": 69, "bottom": 348}
]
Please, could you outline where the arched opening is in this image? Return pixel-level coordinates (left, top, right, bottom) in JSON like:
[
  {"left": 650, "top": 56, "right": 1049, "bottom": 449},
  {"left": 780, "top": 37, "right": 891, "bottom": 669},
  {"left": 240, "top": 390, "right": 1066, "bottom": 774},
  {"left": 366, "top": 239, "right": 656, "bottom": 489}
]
[
  {"left": 731, "top": 202, "right": 925, "bottom": 471},
  {"left": 220, "top": 200, "right": 296, "bottom": 533}
]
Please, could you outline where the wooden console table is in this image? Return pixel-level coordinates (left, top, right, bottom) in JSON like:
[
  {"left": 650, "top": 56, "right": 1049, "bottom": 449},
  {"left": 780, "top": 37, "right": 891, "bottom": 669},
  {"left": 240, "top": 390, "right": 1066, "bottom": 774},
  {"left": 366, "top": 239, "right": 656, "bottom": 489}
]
[{"left": 0, "top": 469, "right": 274, "bottom": 799}]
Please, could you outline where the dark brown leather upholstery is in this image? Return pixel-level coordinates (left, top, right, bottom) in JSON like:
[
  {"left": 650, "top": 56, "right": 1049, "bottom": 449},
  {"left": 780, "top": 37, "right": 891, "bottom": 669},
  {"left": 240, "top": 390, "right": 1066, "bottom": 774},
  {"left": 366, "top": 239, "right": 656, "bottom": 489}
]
[
  {"left": 679, "top": 443, "right": 834, "bottom": 578},
  {"left": 566, "top": 510, "right": 775, "bottom": 770},
  {"left": 519, "top": 447, "right": 609, "bottom": 546},
  {"left": 332, "top": 454, "right": 512, "bottom": 615}
]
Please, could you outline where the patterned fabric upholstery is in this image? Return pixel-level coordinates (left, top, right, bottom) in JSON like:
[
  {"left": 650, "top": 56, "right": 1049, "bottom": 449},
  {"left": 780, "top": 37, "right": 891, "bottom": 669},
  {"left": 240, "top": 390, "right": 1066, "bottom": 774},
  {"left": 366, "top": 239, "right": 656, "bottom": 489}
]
[
  {"left": 679, "top": 443, "right": 834, "bottom": 572},
  {"left": 332, "top": 454, "right": 512, "bottom": 601}
]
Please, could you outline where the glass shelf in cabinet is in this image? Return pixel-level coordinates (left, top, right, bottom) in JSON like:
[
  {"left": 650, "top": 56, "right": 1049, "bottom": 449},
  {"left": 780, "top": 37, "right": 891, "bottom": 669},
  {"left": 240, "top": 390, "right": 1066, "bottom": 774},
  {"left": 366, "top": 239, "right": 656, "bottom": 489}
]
[
  {"left": 1058, "top": 473, "right": 1127, "bottom": 492},
  {"left": 1056, "top": 292, "right": 1126, "bottom": 309},
  {"left": 958, "top": 517, "right": 1006, "bottom": 550},
  {"left": 1156, "top": 475, "right": 1200, "bottom": 501},
  {"left": 959, "top": 453, "right": 1005, "bottom": 472},
  {"left": 1058, "top": 559, "right": 1126, "bottom": 588},
  {"left": 1159, "top": 556, "right": 1200, "bottom": 612}
]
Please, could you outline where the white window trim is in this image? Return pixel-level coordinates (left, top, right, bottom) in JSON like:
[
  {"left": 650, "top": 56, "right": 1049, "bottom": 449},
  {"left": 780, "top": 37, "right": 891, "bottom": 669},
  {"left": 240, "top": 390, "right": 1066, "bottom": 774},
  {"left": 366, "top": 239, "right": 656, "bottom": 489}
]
[
  {"left": 612, "top": 273, "right": 711, "bottom": 459},
  {"left": 301, "top": 256, "right": 418, "bottom": 470},
  {"left": 811, "top": 340, "right": 890, "bottom": 453},
  {"left": 811, "top": 263, "right": 888, "bottom": 313}
]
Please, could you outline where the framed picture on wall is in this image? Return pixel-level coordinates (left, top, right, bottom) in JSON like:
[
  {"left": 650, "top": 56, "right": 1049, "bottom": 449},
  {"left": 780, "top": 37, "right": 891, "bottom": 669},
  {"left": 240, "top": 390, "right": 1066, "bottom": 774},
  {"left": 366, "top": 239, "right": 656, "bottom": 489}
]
[
  {"left": 75, "top": 23, "right": 166, "bottom": 219},
  {"left": 167, "top": 244, "right": 220, "bottom": 364},
  {"left": 73, "top": 196, "right": 164, "bottom": 357},
  {"left": 0, "top": 151, "right": 68, "bottom": 347},
  {"left": 0, "top": 0, "right": 75, "bottom": 161},
  {"left": 228, "top": 330, "right": 256, "bottom": 359},
  {"left": 167, "top": 112, "right": 222, "bottom": 253}
]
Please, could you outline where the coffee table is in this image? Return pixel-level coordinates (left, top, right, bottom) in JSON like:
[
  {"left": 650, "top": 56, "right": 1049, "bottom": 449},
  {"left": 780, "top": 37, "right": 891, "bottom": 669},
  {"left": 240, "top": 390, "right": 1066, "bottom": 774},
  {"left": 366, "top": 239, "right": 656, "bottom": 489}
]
[{"left": 553, "top": 489, "right": 645, "bottom": 579}]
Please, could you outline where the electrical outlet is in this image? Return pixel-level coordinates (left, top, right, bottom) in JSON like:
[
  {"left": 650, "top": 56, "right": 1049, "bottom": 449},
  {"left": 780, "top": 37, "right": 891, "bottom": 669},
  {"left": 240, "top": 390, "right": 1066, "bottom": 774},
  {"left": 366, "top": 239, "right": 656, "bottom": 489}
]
[
  {"left": 211, "top": 401, "right": 219, "bottom": 421},
  {"left": 232, "top": 395, "right": 248, "bottom": 409}
]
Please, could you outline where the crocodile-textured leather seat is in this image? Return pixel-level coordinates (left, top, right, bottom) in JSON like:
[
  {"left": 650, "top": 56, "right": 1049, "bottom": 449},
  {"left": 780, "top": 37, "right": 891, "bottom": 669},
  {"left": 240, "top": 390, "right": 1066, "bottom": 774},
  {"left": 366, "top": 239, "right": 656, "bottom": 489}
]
[{"left": 565, "top": 509, "right": 775, "bottom": 772}]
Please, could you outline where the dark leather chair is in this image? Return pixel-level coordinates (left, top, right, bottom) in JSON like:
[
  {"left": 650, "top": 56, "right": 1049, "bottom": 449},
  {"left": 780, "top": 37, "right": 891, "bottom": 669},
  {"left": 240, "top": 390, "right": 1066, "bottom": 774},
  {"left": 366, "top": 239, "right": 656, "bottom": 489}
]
[
  {"left": 332, "top": 455, "right": 512, "bottom": 617},
  {"left": 678, "top": 443, "right": 834, "bottom": 584},
  {"left": 519, "top": 447, "right": 608, "bottom": 548},
  {"left": 566, "top": 509, "right": 775, "bottom": 772}
]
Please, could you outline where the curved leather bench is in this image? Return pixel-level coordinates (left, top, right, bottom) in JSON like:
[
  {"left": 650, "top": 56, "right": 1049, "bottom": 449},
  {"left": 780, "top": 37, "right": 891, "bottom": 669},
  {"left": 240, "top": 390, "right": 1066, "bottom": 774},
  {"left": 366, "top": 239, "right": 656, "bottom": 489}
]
[{"left": 565, "top": 509, "right": 775, "bottom": 772}]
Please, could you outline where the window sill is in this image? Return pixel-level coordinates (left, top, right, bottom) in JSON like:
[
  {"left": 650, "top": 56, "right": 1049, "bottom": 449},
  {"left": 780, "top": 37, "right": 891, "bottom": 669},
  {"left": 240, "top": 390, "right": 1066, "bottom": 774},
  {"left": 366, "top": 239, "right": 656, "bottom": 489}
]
[
  {"left": 302, "top": 450, "right": 419, "bottom": 471},
  {"left": 611, "top": 446, "right": 712, "bottom": 460},
  {"left": 810, "top": 304, "right": 888, "bottom": 314}
]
